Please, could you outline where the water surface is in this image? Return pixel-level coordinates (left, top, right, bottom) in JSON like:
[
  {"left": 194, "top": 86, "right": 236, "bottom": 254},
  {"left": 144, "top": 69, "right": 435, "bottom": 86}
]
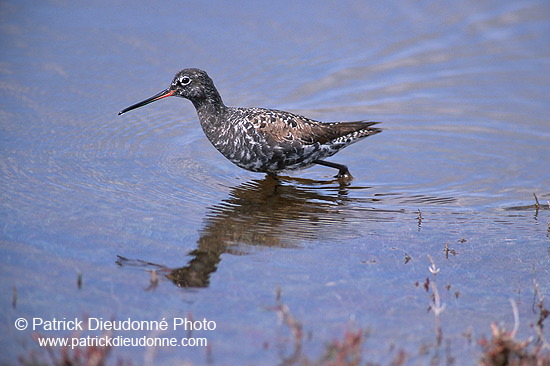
[{"left": 1, "top": 0, "right": 549, "bottom": 364}]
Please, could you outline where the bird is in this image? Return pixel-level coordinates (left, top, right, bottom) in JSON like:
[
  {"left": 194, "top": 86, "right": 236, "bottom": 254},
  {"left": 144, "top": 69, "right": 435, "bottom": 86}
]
[{"left": 118, "top": 68, "right": 381, "bottom": 179}]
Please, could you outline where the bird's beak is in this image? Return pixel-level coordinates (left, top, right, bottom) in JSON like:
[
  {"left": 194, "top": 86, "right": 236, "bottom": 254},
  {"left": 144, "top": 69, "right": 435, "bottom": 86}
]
[{"left": 118, "top": 88, "right": 175, "bottom": 115}]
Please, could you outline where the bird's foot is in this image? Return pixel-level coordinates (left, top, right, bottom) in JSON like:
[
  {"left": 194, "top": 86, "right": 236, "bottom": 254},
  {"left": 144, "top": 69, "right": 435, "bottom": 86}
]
[
  {"left": 335, "top": 167, "right": 351, "bottom": 178},
  {"left": 313, "top": 160, "right": 353, "bottom": 182},
  {"left": 335, "top": 170, "right": 353, "bottom": 185}
]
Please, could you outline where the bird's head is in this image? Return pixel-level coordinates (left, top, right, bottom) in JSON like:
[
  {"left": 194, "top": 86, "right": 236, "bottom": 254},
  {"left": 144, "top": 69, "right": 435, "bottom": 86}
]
[{"left": 118, "top": 68, "right": 222, "bottom": 115}]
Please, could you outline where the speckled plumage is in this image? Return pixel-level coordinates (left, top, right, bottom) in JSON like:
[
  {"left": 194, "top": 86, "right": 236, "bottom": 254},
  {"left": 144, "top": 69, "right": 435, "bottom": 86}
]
[{"left": 119, "top": 68, "right": 381, "bottom": 178}]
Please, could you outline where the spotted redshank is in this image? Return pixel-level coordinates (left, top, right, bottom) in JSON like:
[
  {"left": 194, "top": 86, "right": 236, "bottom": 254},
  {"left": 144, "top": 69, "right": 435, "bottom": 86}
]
[{"left": 119, "top": 68, "right": 381, "bottom": 178}]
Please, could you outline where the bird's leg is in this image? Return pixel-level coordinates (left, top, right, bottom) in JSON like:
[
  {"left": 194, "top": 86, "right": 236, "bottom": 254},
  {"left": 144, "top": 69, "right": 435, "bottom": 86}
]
[
  {"left": 266, "top": 172, "right": 283, "bottom": 192},
  {"left": 266, "top": 172, "right": 281, "bottom": 182},
  {"left": 313, "top": 160, "right": 352, "bottom": 178}
]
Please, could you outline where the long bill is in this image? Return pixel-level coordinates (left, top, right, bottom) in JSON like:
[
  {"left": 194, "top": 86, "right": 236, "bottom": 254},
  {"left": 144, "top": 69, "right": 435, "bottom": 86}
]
[{"left": 118, "top": 88, "right": 175, "bottom": 115}]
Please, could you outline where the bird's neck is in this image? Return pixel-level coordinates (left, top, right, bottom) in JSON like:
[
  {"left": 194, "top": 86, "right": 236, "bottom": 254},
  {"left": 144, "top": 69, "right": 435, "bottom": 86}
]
[
  {"left": 192, "top": 91, "right": 226, "bottom": 117},
  {"left": 193, "top": 96, "right": 228, "bottom": 126}
]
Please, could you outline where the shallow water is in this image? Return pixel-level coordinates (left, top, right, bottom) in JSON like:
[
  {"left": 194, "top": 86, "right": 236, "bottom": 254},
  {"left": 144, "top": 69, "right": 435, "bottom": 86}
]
[{"left": 1, "top": 0, "right": 549, "bottom": 364}]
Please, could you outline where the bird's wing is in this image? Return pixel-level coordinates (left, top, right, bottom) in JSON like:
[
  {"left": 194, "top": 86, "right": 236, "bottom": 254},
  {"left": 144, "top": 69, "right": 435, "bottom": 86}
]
[{"left": 247, "top": 108, "right": 380, "bottom": 145}]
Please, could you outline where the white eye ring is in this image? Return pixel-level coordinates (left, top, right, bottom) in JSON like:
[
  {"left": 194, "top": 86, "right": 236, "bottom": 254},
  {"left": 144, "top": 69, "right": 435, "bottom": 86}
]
[{"left": 180, "top": 76, "right": 191, "bottom": 85}]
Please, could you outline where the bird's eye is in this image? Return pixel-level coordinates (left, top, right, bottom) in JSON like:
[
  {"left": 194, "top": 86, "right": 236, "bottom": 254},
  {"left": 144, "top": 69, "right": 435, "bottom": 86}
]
[{"left": 180, "top": 76, "right": 191, "bottom": 85}]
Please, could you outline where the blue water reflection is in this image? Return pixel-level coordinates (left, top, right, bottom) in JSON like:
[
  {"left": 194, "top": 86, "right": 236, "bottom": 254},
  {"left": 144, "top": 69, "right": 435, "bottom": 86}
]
[{"left": 1, "top": 0, "right": 549, "bottom": 364}]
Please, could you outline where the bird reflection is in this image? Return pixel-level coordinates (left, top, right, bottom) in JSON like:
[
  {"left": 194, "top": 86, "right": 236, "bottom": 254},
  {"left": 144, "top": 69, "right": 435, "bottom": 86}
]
[{"left": 117, "top": 175, "right": 354, "bottom": 288}]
